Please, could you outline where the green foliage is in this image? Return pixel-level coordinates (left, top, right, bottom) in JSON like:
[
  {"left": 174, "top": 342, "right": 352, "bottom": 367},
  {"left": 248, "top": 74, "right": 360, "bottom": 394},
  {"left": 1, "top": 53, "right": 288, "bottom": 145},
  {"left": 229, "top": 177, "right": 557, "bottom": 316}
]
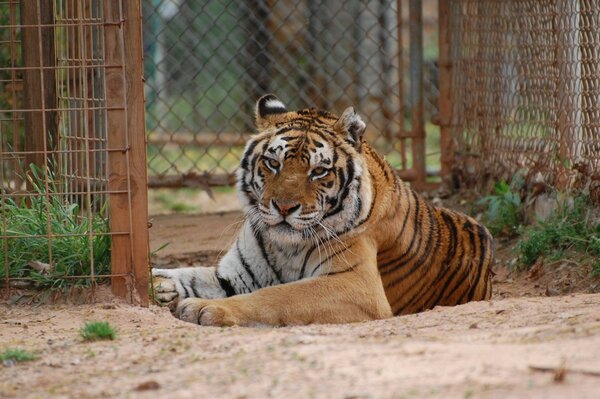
[
  {"left": 80, "top": 321, "right": 117, "bottom": 342},
  {"left": 0, "top": 164, "right": 111, "bottom": 289},
  {"left": 478, "top": 181, "right": 524, "bottom": 236},
  {"left": 0, "top": 348, "right": 38, "bottom": 363},
  {"left": 517, "top": 196, "right": 600, "bottom": 276}
]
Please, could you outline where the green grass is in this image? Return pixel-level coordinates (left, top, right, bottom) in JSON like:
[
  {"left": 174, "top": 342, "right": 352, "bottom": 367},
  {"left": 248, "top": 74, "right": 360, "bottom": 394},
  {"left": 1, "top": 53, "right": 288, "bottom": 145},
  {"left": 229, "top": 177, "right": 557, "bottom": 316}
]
[
  {"left": 80, "top": 321, "right": 117, "bottom": 341},
  {"left": 147, "top": 122, "right": 442, "bottom": 179},
  {"left": 147, "top": 144, "right": 244, "bottom": 176},
  {"left": 517, "top": 195, "right": 600, "bottom": 276},
  {"left": 0, "top": 164, "right": 111, "bottom": 290},
  {"left": 0, "top": 348, "right": 38, "bottom": 363},
  {"left": 153, "top": 189, "right": 199, "bottom": 213}
]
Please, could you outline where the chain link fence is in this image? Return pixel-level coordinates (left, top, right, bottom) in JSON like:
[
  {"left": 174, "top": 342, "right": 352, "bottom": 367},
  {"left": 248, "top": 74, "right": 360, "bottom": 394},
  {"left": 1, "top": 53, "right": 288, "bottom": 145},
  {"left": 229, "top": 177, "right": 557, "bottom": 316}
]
[
  {"left": 447, "top": 0, "right": 600, "bottom": 200},
  {"left": 142, "top": 0, "right": 442, "bottom": 189}
]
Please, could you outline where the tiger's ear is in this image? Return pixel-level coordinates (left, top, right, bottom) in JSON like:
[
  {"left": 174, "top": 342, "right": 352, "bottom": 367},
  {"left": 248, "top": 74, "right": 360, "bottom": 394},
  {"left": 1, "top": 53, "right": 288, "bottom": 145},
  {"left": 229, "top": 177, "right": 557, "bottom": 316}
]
[
  {"left": 255, "top": 94, "right": 288, "bottom": 129},
  {"left": 333, "top": 107, "right": 366, "bottom": 148}
]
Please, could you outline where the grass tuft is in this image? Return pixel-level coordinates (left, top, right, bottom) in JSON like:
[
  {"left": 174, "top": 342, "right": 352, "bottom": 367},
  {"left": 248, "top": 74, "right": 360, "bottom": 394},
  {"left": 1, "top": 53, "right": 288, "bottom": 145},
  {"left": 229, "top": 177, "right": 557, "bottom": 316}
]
[
  {"left": 80, "top": 321, "right": 117, "bottom": 342},
  {"left": 0, "top": 348, "right": 38, "bottom": 363},
  {"left": 0, "top": 164, "right": 111, "bottom": 290}
]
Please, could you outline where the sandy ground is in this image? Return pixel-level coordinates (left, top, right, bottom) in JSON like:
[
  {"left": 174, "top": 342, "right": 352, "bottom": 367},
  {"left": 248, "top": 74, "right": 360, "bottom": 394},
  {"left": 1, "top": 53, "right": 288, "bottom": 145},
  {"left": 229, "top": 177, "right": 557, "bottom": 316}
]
[{"left": 2, "top": 211, "right": 600, "bottom": 399}]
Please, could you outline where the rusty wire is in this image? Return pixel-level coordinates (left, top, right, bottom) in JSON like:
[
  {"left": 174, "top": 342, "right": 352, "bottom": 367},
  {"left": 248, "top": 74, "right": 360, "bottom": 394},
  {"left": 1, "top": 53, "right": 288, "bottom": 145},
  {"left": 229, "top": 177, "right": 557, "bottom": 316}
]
[
  {"left": 448, "top": 0, "right": 600, "bottom": 198},
  {"left": 0, "top": 0, "right": 144, "bottom": 301}
]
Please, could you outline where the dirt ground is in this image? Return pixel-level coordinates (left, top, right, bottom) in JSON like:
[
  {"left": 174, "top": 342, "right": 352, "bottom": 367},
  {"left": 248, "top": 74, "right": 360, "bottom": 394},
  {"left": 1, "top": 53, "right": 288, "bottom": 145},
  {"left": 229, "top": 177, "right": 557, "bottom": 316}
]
[{"left": 2, "top": 210, "right": 600, "bottom": 399}]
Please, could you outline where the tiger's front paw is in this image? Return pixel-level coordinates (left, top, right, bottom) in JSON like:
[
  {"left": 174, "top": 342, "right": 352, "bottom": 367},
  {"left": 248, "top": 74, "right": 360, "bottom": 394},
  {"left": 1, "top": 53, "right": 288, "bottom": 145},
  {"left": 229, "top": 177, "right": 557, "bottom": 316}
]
[
  {"left": 151, "top": 272, "right": 179, "bottom": 306},
  {"left": 153, "top": 277, "right": 178, "bottom": 304},
  {"left": 176, "top": 298, "right": 239, "bottom": 327}
]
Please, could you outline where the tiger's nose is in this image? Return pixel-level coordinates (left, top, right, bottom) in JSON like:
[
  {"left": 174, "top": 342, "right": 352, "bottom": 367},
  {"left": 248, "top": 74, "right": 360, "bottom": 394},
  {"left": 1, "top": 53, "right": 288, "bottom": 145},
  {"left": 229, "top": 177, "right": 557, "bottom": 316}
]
[{"left": 272, "top": 199, "right": 301, "bottom": 217}]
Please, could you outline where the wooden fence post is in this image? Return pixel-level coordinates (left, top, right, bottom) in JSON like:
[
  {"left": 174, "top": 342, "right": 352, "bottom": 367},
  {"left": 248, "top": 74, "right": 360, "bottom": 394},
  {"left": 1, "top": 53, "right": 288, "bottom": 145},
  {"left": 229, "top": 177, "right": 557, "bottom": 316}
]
[
  {"left": 103, "top": 0, "right": 149, "bottom": 305},
  {"left": 20, "top": 0, "right": 57, "bottom": 169}
]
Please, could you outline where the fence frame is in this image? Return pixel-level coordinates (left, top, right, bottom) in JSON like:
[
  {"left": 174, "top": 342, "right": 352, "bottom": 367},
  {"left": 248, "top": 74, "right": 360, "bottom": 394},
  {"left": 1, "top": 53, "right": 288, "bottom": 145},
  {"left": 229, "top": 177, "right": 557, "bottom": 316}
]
[
  {"left": 103, "top": 0, "right": 149, "bottom": 305},
  {"left": 437, "top": 0, "right": 453, "bottom": 187}
]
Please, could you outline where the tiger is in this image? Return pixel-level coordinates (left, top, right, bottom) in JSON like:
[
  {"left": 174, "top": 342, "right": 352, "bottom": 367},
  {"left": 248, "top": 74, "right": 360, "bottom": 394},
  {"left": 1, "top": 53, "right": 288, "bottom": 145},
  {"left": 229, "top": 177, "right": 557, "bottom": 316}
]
[{"left": 152, "top": 94, "right": 494, "bottom": 327}]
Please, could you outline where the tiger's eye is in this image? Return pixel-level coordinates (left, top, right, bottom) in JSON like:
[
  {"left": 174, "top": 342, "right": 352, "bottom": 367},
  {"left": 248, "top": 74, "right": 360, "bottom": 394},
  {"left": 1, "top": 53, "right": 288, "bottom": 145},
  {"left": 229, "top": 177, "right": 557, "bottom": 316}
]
[
  {"left": 312, "top": 167, "right": 328, "bottom": 178},
  {"left": 265, "top": 158, "right": 280, "bottom": 170}
]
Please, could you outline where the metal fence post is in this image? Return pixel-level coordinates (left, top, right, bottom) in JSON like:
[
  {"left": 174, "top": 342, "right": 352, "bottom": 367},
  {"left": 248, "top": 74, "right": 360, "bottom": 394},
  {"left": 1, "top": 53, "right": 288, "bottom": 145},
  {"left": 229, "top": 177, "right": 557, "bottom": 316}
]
[
  {"left": 438, "top": 0, "right": 453, "bottom": 187},
  {"left": 409, "top": 0, "right": 426, "bottom": 185}
]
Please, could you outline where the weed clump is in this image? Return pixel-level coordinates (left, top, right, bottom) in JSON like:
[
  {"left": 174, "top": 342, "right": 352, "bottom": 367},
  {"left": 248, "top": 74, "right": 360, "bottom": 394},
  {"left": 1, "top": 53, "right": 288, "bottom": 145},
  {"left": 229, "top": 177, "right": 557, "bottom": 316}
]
[
  {"left": 517, "top": 196, "right": 600, "bottom": 276},
  {"left": 478, "top": 180, "right": 524, "bottom": 236},
  {"left": 80, "top": 321, "right": 117, "bottom": 341}
]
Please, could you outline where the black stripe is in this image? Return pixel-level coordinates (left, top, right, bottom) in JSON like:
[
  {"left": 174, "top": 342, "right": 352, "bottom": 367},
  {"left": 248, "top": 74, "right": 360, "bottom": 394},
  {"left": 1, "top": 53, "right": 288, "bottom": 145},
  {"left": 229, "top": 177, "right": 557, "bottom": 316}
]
[
  {"left": 236, "top": 242, "right": 259, "bottom": 289},
  {"left": 482, "top": 275, "right": 491, "bottom": 299},
  {"left": 216, "top": 273, "right": 236, "bottom": 297},
  {"left": 407, "top": 211, "right": 460, "bottom": 310},
  {"left": 387, "top": 204, "right": 437, "bottom": 302},
  {"left": 299, "top": 245, "right": 317, "bottom": 278},
  {"left": 444, "top": 222, "right": 477, "bottom": 303},
  {"left": 440, "top": 211, "right": 459, "bottom": 265},
  {"left": 368, "top": 147, "right": 394, "bottom": 183},
  {"left": 240, "top": 139, "right": 259, "bottom": 170},
  {"left": 251, "top": 223, "right": 282, "bottom": 284},
  {"left": 391, "top": 208, "right": 440, "bottom": 310},
  {"left": 429, "top": 240, "right": 467, "bottom": 306},
  {"left": 325, "top": 156, "right": 356, "bottom": 218},
  {"left": 378, "top": 187, "right": 413, "bottom": 257},
  {"left": 326, "top": 263, "right": 359, "bottom": 276},
  {"left": 441, "top": 240, "right": 475, "bottom": 304},
  {"left": 380, "top": 190, "right": 421, "bottom": 272},
  {"left": 467, "top": 224, "right": 490, "bottom": 301},
  {"left": 181, "top": 282, "right": 191, "bottom": 299},
  {"left": 309, "top": 244, "right": 351, "bottom": 276},
  {"left": 189, "top": 276, "right": 201, "bottom": 298}
]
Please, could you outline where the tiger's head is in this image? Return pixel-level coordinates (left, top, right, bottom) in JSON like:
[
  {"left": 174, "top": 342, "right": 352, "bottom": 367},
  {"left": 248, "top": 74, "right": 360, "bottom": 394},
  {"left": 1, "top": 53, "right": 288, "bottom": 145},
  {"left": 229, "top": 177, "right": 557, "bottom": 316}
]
[{"left": 237, "top": 95, "right": 373, "bottom": 245}]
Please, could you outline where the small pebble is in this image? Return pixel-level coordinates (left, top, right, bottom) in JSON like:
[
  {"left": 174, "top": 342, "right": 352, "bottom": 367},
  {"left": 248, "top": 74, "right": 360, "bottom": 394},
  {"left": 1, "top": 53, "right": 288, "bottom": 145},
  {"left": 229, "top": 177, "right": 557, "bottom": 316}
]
[{"left": 136, "top": 380, "right": 160, "bottom": 391}]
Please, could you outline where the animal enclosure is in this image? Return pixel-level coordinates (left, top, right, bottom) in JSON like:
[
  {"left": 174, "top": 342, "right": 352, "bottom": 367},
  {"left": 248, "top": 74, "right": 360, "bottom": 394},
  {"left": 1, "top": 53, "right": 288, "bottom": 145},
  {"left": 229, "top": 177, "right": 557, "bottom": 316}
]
[
  {"left": 2, "top": 0, "right": 599, "bottom": 304},
  {"left": 0, "top": 1, "right": 149, "bottom": 304}
]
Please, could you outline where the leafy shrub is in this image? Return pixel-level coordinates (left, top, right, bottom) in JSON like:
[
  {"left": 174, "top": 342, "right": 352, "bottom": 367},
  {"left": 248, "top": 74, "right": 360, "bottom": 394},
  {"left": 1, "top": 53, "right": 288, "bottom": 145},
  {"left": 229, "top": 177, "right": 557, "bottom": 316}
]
[{"left": 478, "top": 181, "right": 524, "bottom": 236}]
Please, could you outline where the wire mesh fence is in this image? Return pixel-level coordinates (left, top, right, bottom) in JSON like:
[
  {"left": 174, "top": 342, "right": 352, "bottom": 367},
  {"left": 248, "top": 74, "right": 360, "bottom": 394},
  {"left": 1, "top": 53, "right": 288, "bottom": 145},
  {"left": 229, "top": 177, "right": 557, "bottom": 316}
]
[
  {"left": 447, "top": 0, "right": 600, "bottom": 200},
  {"left": 142, "top": 0, "right": 442, "bottom": 189},
  {"left": 0, "top": 0, "right": 149, "bottom": 304}
]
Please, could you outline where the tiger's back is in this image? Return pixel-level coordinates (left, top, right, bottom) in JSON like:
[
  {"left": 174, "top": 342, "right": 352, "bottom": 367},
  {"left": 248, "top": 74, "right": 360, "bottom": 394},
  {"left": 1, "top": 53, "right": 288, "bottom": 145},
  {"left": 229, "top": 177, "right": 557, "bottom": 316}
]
[{"left": 362, "top": 146, "right": 494, "bottom": 315}]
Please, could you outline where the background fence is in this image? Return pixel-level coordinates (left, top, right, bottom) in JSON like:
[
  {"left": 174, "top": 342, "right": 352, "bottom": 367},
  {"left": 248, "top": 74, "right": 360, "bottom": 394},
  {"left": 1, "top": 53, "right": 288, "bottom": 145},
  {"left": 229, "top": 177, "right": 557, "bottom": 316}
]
[
  {"left": 445, "top": 0, "right": 600, "bottom": 200},
  {"left": 142, "top": 0, "right": 442, "bottom": 189},
  {"left": 0, "top": 1, "right": 149, "bottom": 304}
]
